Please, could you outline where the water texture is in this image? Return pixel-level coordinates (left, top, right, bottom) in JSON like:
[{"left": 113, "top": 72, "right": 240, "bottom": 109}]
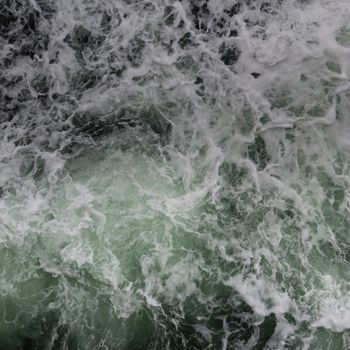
[{"left": 1, "top": 0, "right": 350, "bottom": 349}]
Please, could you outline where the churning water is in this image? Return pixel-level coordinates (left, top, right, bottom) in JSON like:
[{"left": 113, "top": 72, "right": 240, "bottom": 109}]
[{"left": 1, "top": 0, "right": 350, "bottom": 348}]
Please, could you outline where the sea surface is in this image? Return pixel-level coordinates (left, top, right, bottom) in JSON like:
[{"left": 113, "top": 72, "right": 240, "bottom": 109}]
[{"left": 1, "top": 0, "right": 350, "bottom": 349}]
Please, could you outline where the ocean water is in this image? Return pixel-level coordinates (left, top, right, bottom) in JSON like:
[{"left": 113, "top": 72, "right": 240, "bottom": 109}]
[{"left": 1, "top": 0, "right": 350, "bottom": 348}]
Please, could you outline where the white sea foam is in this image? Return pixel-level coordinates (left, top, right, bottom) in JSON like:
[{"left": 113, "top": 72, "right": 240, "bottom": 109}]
[{"left": 1, "top": 0, "right": 350, "bottom": 348}]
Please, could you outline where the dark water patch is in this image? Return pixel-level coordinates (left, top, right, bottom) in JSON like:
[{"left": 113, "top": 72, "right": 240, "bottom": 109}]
[
  {"left": 126, "top": 37, "right": 146, "bottom": 67},
  {"left": 164, "top": 5, "right": 177, "bottom": 26},
  {"left": 253, "top": 314, "right": 277, "bottom": 349},
  {"left": 219, "top": 44, "right": 240, "bottom": 66},
  {"left": 0, "top": 0, "right": 53, "bottom": 59},
  {"left": 219, "top": 161, "right": 247, "bottom": 187},
  {"left": 225, "top": 3, "right": 242, "bottom": 17},
  {"left": 247, "top": 134, "right": 270, "bottom": 170}
]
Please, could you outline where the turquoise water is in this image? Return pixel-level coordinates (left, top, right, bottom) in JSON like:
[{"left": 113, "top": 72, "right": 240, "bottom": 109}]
[{"left": 1, "top": 0, "right": 350, "bottom": 348}]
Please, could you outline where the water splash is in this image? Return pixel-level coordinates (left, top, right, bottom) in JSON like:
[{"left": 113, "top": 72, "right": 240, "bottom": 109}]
[{"left": 1, "top": 0, "right": 350, "bottom": 348}]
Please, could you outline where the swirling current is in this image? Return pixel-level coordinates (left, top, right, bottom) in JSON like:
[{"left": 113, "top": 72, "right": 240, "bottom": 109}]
[{"left": 1, "top": 0, "right": 350, "bottom": 349}]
